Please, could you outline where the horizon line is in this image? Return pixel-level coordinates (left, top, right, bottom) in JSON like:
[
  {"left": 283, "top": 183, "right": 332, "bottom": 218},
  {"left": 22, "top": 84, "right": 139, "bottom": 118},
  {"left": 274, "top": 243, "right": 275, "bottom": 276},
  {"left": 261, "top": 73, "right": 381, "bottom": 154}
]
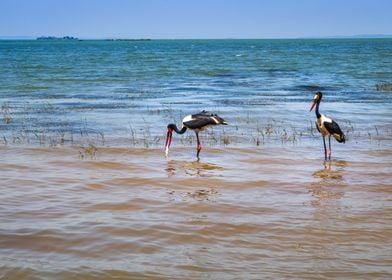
[{"left": 1, "top": 34, "right": 392, "bottom": 40}]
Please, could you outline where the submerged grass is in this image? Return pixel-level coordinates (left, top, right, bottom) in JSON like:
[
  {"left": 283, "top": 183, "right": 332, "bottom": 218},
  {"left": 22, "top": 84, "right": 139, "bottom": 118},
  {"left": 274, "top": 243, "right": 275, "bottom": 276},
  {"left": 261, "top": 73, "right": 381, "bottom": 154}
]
[
  {"left": 1, "top": 117, "right": 389, "bottom": 149},
  {"left": 78, "top": 143, "right": 98, "bottom": 159},
  {"left": 0, "top": 102, "right": 390, "bottom": 150},
  {"left": 1, "top": 102, "right": 13, "bottom": 124}
]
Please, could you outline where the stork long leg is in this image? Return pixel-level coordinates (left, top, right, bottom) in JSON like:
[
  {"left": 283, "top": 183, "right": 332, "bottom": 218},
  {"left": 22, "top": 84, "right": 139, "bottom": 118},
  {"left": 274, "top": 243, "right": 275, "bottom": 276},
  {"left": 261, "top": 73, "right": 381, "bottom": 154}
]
[
  {"left": 322, "top": 136, "right": 327, "bottom": 160},
  {"left": 195, "top": 131, "right": 202, "bottom": 160},
  {"left": 328, "top": 135, "right": 332, "bottom": 160}
]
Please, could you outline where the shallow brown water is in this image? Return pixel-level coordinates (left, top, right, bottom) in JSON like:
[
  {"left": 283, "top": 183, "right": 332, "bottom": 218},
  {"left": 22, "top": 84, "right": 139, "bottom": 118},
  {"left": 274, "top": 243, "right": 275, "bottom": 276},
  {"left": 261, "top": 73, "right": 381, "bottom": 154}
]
[{"left": 0, "top": 144, "right": 391, "bottom": 279}]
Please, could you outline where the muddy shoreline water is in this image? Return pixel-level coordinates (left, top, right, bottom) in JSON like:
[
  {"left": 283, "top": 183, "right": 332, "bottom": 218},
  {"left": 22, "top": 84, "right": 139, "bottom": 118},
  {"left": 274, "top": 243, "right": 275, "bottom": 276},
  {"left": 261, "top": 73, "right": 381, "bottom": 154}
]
[{"left": 1, "top": 144, "right": 391, "bottom": 279}]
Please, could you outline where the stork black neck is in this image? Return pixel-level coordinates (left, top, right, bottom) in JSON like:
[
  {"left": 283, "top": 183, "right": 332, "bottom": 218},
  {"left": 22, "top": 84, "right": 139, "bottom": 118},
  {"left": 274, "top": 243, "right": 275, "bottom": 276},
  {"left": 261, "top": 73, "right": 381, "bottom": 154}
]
[
  {"left": 313, "top": 92, "right": 323, "bottom": 119},
  {"left": 315, "top": 99, "right": 322, "bottom": 119},
  {"left": 168, "top": 124, "right": 187, "bottom": 134}
]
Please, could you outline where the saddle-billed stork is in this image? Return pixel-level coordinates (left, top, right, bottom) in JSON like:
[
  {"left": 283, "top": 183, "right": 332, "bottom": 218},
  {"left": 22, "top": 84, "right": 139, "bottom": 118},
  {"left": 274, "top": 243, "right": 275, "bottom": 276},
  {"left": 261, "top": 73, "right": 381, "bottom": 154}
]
[
  {"left": 309, "top": 92, "right": 345, "bottom": 160},
  {"left": 164, "top": 110, "right": 227, "bottom": 160}
]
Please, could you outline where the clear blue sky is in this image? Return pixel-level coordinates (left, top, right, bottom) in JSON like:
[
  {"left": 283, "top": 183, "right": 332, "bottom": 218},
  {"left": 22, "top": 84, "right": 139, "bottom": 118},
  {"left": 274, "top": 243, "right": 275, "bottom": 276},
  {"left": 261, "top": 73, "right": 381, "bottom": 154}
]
[{"left": 0, "top": 0, "right": 391, "bottom": 39}]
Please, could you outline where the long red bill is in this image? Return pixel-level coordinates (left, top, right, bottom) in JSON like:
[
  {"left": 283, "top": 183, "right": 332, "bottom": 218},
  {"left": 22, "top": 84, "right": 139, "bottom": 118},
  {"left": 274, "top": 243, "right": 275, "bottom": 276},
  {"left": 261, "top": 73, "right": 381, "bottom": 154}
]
[
  {"left": 309, "top": 101, "right": 316, "bottom": 112},
  {"left": 164, "top": 129, "right": 172, "bottom": 156}
]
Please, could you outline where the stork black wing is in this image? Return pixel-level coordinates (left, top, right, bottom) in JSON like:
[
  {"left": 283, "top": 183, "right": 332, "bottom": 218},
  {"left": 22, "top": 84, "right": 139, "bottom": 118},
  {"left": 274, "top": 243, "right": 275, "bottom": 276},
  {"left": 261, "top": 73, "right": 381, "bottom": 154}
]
[
  {"left": 324, "top": 120, "right": 343, "bottom": 135},
  {"left": 324, "top": 120, "right": 345, "bottom": 143},
  {"left": 182, "top": 110, "right": 227, "bottom": 129},
  {"left": 191, "top": 110, "right": 213, "bottom": 119},
  {"left": 183, "top": 116, "right": 217, "bottom": 130}
]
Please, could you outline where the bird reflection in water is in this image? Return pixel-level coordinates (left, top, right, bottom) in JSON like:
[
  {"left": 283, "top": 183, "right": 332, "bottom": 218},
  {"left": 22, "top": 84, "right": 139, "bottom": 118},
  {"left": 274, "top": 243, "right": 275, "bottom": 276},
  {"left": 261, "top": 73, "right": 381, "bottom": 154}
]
[
  {"left": 310, "top": 160, "right": 348, "bottom": 205},
  {"left": 165, "top": 160, "right": 224, "bottom": 178},
  {"left": 312, "top": 160, "right": 347, "bottom": 181},
  {"left": 306, "top": 160, "right": 348, "bottom": 265}
]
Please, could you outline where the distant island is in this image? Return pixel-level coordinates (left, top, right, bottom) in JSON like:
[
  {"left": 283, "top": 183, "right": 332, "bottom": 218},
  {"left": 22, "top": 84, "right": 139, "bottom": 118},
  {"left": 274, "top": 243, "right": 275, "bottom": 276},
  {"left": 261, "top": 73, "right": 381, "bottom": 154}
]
[
  {"left": 36, "top": 36, "right": 80, "bottom": 41},
  {"left": 104, "top": 38, "right": 151, "bottom": 41},
  {"left": 35, "top": 36, "right": 151, "bottom": 41}
]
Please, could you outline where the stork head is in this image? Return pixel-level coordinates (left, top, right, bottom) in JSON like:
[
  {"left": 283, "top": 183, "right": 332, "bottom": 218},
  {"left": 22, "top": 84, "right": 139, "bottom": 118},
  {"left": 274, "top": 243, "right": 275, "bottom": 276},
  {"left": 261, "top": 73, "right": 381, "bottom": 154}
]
[
  {"left": 309, "top": 91, "right": 322, "bottom": 112},
  {"left": 164, "top": 124, "right": 174, "bottom": 156}
]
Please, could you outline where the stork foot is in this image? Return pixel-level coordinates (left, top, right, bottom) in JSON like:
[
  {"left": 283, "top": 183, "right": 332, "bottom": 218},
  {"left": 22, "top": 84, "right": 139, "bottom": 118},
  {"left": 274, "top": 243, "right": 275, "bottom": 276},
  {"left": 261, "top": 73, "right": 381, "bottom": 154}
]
[{"left": 196, "top": 144, "right": 202, "bottom": 161}]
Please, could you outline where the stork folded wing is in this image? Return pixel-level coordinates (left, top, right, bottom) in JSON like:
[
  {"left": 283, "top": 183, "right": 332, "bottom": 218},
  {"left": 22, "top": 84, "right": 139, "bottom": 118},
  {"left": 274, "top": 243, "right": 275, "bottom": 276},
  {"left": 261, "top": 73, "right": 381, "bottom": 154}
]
[
  {"left": 183, "top": 117, "right": 217, "bottom": 130},
  {"left": 324, "top": 120, "right": 345, "bottom": 143}
]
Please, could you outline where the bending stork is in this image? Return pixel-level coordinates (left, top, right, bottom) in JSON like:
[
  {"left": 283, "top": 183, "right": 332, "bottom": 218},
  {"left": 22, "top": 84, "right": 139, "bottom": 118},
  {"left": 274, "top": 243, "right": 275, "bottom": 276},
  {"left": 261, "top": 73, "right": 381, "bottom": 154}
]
[{"left": 164, "top": 110, "right": 227, "bottom": 160}]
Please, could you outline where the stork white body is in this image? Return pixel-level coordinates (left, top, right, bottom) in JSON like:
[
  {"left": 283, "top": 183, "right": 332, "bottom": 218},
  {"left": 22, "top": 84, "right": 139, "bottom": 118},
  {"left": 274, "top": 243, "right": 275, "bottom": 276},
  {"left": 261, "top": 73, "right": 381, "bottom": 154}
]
[{"left": 316, "top": 114, "right": 333, "bottom": 136}]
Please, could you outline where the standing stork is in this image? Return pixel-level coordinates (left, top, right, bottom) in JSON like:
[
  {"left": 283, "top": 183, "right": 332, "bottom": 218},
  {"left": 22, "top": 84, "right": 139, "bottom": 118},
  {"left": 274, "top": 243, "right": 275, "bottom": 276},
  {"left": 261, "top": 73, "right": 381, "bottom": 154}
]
[
  {"left": 309, "top": 92, "right": 345, "bottom": 160},
  {"left": 164, "top": 110, "right": 227, "bottom": 160}
]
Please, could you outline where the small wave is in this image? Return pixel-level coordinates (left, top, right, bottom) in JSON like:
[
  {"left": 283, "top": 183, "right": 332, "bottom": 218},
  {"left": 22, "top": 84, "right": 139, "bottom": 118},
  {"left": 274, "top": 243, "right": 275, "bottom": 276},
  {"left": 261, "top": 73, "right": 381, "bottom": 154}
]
[
  {"left": 290, "top": 85, "right": 332, "bottom": 92},
  {"left": 189, "top": 69, "right": 234, "bottom": 77}
]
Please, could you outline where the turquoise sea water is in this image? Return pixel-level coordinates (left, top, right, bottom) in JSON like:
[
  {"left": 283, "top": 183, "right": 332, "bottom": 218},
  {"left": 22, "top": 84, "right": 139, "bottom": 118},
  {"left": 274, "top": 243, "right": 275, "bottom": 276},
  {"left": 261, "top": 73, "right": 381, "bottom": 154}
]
[{"left": 0, "top": 39, "right": 391, "bottom": 147}]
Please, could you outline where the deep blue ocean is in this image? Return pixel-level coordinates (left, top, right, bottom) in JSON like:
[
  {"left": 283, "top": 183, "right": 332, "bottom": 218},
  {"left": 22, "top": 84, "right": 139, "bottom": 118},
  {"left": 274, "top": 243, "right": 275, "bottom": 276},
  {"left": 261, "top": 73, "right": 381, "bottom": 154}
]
[{"left": 0, "top": 39, "right": 391, "bottom": 146}]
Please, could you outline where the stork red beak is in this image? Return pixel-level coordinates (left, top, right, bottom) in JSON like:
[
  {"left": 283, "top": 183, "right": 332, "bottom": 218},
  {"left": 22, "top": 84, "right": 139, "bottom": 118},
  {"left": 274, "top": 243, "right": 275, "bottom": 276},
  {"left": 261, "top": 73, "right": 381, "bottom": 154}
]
[
  {"left": 164, "top": 128, "right": 173, "bottom": 156},
  {"left": 309, "top": 101, "right": 316, "bottom": 112}
]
